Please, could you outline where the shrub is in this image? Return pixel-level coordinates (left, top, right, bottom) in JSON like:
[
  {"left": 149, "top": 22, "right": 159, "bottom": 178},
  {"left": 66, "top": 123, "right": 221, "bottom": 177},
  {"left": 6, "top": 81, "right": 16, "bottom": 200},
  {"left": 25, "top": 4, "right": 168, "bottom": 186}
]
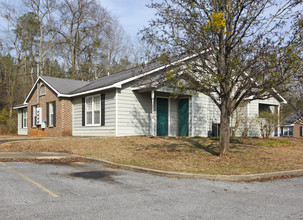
[
  {"left": 7, "top": 117, "right": 17, "bottom": 134},
  {"left": 257, "top": 112, "right": 279, "bottom": 139},
  {"left": 0, "top": 108, "right": 8, "bottom": 124}
]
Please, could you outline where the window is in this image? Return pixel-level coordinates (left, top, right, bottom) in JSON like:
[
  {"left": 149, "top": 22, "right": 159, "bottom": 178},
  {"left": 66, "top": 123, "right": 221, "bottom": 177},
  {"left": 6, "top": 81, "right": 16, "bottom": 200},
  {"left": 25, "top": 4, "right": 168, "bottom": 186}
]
[
  {"left": 86, "top": 95, "right": 101, "bottom": 126},
  {"left": 259, "top": 104, "right": 272, "bottom": 114},
  {"left": 33, "top": 106, "right": 37, "bottom": 127},
  {"left": 289, "top": 127, "right": 293, "bottom": 136},
  {"left": 300, "top": 127, "right": 303, "bottom": 137},
  {"left": 49, "top": 102, "right": 54, "bottom": 126},
  {"left": 46, "top": 101, "right": 56, "bottom": 127},
  {"left": 40, "top": 85, "right": 45, "bottom": 95},
  {"left": 258, "top": 104, "right": 277, "bottom": 118},
  {"left": 22, "top": 109, "right": 27, "bottom": 128},
  {"left": 283, "top": 127, "right": 293, "bottom": 136}
]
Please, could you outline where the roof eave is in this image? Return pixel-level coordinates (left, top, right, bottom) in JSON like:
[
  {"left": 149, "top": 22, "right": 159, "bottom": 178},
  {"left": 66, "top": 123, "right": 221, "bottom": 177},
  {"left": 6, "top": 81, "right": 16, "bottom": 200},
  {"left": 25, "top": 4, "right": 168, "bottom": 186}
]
[
  {"left": 13, "top": 104, "right": 28, "bottom": 110},
  {"left": 58, "top": 84, "right": 122, "bottom": 98}
]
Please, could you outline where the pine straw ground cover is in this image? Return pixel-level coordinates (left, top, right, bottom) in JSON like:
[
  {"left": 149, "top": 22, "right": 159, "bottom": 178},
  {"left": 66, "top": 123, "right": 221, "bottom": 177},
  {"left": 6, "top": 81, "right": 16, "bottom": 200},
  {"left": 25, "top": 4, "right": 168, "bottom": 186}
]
[{"left": 1, "top": 136, "right": 303, "bottom": 175}]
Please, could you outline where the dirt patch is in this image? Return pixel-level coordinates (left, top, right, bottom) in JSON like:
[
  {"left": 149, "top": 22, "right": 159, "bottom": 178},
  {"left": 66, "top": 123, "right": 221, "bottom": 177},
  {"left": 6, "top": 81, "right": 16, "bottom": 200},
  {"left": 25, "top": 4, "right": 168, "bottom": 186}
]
[
  {"left": 245, "top": 174, "right": 303, "bottom": 182},
  {"left": 1, "top": 136, "right": 303, "bottom": 175},
  {"left": 1, "top": 142, "right": 13, "bottom": 147},
  {"left": 28, "top": 130, "right": 49, "bottom": 137}
]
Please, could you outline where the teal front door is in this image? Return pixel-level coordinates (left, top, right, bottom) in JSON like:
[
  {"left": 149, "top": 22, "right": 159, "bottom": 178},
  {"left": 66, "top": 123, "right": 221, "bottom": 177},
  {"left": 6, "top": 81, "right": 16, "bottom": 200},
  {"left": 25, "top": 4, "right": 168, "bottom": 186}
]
[
  {"left": 178, "top": 99, "right": 189, "bottom": 136},
  {"left": 157, "top": 98, "right": 168, "bottom": 136}
]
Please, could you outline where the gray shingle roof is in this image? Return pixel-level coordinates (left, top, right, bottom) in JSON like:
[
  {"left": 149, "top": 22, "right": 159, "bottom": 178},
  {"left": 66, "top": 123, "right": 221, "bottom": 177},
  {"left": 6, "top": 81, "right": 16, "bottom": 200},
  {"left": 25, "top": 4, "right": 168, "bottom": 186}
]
[
  {"left": 40, "top": 76, "right": 90, "bottom": 94},
  {"left": 70, "top": 60, "right": 169, "bottom": 94},
  {"left": 39, "top": 53, "right": 191, "bottom": 96}
]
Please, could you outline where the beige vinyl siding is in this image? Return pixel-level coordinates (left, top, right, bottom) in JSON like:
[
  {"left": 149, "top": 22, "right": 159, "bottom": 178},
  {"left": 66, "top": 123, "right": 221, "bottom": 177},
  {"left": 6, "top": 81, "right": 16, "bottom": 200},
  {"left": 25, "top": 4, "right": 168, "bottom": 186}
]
[
  {"left": 192, "top": 93, "right": 219, "bottom": 137},
  {"left": 246, "top": 97, "right": 280, "bottom": 137},
  {"left": 18, "top": 109, "right": 28, "bottom": 135},
  {"left": 72, "top": 89, "right": 116, "bottom": 136},
  {"left": 169, "top": 98, "right": 178, "bottom": 136},
  {"left": 117, "top": 83, "right": 151, "bottom": 136}
]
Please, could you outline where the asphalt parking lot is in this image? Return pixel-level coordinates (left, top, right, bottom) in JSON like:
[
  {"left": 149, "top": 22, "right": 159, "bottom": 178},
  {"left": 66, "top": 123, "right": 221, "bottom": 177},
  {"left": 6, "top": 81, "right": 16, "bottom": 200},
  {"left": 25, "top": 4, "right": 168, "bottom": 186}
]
[{"left": 1, "top": 161, "right": 303, "bottom": 220}]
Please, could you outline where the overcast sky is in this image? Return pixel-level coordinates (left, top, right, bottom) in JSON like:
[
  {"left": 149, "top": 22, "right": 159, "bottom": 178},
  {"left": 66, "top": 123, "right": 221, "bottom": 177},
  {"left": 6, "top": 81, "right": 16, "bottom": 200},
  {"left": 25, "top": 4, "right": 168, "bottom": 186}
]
[{"left": 98, "top": 0, "right": 156, "bottom": 40}]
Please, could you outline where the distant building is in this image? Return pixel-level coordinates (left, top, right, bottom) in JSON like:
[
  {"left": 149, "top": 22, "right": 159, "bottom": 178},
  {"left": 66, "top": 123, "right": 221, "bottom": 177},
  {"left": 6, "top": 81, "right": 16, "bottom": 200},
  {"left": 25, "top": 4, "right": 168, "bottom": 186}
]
[{"left": 281, "top": 117, "right": 303, "bottom": 137}]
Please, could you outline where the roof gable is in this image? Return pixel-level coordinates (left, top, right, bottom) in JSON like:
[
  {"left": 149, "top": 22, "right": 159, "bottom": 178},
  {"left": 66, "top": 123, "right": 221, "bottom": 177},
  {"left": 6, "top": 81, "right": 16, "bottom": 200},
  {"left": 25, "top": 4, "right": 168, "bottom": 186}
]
[
  {"left": 24, "top": 76, "right": 90, "bottom": 103},
  {"left": 40, "top": 76, "right": 90, "bottom": 94}
]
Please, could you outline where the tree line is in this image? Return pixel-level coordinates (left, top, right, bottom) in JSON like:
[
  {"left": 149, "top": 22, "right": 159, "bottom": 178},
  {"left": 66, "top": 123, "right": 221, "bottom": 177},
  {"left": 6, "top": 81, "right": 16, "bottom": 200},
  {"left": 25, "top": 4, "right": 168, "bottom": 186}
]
[{"left": 0, "top": 0, "right": 157, "bottom": 130}]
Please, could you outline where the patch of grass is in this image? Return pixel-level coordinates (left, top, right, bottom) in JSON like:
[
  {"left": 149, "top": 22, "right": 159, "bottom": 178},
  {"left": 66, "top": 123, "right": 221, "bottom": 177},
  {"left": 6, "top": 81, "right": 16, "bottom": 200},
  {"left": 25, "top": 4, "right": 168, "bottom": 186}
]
[
  {"left": 116, "top": 159, "right": 143, "bottom": 167},
  {"left": 251, "top": 139, "right": 293, "bottom": 147},
  {"left": 230, "top": 139, "right": 244, "bottom": 144},
  {"left": 1, "top": 136, "right": 303, "bottom": 175}
]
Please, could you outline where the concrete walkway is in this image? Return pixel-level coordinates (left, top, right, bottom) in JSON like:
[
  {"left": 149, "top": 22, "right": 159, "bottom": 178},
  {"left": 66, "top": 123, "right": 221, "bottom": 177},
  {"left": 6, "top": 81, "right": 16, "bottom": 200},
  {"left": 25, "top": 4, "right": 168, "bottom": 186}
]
[{"left": 0, "top": 152, "right": 79, "bottom": 160}]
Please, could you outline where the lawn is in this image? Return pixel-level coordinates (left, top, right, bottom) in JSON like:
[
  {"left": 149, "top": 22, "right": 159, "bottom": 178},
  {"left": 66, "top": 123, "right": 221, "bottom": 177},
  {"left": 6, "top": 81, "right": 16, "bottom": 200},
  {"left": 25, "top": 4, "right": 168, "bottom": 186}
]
[{"left": 1, "top": 136, "right": 303, "bottom": 175}]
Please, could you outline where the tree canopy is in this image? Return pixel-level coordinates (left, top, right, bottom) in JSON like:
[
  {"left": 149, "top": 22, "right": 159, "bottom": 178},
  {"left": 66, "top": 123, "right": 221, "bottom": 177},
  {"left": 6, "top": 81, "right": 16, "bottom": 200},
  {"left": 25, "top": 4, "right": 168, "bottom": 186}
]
[{"left": 141, "top": 0, "right": 303, "bottom": 157}]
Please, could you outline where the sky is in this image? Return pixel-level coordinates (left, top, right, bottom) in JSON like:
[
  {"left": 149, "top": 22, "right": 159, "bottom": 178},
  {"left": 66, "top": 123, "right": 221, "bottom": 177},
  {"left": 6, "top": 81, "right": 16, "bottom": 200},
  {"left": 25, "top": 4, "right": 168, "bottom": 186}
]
[{"left": 98, "top": 0, "right": 156, "bottom": 40}]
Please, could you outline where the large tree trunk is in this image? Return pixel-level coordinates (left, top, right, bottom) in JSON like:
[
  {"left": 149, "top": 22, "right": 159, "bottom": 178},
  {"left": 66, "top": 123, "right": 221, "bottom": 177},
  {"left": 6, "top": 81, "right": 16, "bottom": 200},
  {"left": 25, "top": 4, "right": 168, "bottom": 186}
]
[{"left": 219, "top": 104, "right": 231, "bottom": 158}]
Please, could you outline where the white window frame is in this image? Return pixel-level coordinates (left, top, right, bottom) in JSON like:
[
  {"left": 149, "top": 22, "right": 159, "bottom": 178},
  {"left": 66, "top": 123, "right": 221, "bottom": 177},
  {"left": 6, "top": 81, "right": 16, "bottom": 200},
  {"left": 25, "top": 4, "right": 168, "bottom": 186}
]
[
  {"left": 85, "top": 95, "right": 101, "bottom": 126},
  {"left": 23, "top": 109, "right": 27, "bottom": 128}
]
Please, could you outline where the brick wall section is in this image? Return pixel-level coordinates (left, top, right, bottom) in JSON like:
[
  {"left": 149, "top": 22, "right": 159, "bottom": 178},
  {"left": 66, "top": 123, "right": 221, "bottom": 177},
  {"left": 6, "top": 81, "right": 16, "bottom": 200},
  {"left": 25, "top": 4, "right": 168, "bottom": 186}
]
[
  {"left": 61, "top": 98, "right": 72, "bottom": 136},
  {"left": 293, "top": 122, "right": 303, "bottom": 138},
  {"left": 27, "top": 80, "right": 72, "bottom": 137}
]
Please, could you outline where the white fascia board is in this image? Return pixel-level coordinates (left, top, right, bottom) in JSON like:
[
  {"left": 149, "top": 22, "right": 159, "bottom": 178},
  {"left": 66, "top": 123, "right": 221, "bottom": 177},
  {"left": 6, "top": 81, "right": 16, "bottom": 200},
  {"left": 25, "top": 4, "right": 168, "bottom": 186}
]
[
  {"left": 13, "top": 104, "right": 28, "bottom": 110},
  {"left": 57, "top": 84, "right": 121, "bottom": 98},
  {"left": 244, "top": 92, "right": 287, "bottom": 104},
  {"left": 24, "top": 77, "right": 63, "bottom": 103},
  {"left": 131, "top": 85, "right": 156, "bottom": 91},
  {"left": 244, "top": 96, "right": 254, "bottom": 100},
  {"left": 272, "top": 88, "right": 287, "bottom": 104},
  {"left": 24, "top": 77, "right": 40, "bottom": 104},
  {"left": 243, "top": 72, "right": 287, "bottom": 104}
]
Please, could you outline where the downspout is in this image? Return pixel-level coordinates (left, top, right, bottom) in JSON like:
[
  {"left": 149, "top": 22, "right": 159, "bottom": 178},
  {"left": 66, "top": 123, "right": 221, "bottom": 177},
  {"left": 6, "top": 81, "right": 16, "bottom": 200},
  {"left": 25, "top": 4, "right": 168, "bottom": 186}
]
[
  {"left": 115, "top": 88, "right": 119, "bottom": 136},
  {"left": 37, "top": 65, "right": 40, "bottom": 105}
]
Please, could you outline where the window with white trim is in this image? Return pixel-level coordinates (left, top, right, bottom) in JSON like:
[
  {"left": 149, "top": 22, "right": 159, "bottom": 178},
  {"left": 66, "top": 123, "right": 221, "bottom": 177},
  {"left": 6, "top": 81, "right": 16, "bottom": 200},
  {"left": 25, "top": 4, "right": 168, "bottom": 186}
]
[
  {"left": 22, "top": 109, "right": 27, "bottom": 128},
  {"left": 49, "top": 102, "right": 54, "bottom": 126},
  {"left": 40, "top": 84, "right": 45, "bottom": 95},
  {"left": 86, "top": 95, "right": 101, "bottom": 126}
]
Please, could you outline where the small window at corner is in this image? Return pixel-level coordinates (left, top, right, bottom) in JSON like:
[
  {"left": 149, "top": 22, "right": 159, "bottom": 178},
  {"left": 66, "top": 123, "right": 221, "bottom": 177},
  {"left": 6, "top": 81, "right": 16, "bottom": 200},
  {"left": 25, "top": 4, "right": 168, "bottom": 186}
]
[{"left": 40, "top": 85, "right": 45, "bottom": 95}]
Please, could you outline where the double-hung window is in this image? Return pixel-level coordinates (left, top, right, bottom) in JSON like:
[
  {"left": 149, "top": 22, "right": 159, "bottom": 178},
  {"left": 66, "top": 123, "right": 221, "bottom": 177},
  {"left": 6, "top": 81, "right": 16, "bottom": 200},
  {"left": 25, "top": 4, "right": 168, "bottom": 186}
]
[
  {"left": 49, "top": 102, "right": 54, "bottom": 126},
  {"left": 22, "top": 109, "right": 27, "bottom": 128},
  {"left": 86, "top": 95, "right": 101, "bottom": 126},
  {"left": 46, "top": 101, "right": 56, "bottom": 127}
]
